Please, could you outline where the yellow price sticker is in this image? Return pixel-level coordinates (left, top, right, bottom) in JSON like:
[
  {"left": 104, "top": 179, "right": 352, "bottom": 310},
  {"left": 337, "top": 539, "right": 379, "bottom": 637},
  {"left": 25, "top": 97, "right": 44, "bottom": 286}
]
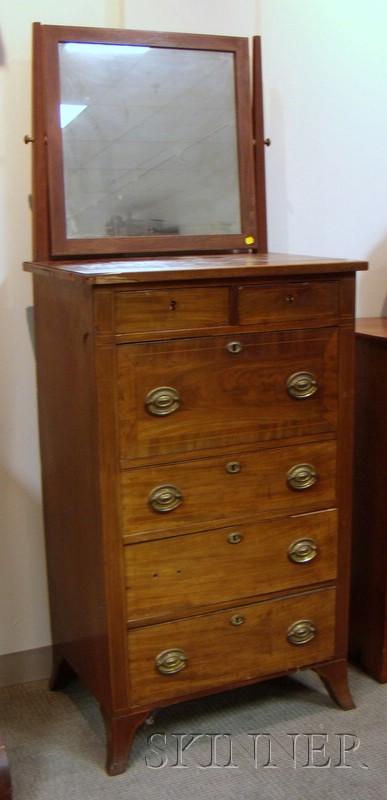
[{"left": 244, "top": 236, "right": 255, "bottom": 245}]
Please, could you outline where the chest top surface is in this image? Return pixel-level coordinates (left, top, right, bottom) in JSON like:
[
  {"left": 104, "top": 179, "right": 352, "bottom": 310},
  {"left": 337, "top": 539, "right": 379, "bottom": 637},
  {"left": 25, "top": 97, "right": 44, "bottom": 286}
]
[{"left": 24, "top": 252, "right": 367, "bottom": 284}]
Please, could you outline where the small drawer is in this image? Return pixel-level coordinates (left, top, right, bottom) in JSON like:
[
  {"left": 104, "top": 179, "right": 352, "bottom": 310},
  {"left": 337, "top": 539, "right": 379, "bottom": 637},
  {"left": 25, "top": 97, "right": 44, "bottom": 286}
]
[
  {"left": 128, "top": 588, "right": 336, "bottom": 704},
  {"left": 238, "top": 281, "right": 339, "bottom": 325},
  {"left": 125, "top": 509, "right": 337, "bottom": 622},
  {"left": 114, "top": 287, "right": 229, "bottom": 333},
  {"left": 120, "top": 440, "right": 337, "bottom": 538}
]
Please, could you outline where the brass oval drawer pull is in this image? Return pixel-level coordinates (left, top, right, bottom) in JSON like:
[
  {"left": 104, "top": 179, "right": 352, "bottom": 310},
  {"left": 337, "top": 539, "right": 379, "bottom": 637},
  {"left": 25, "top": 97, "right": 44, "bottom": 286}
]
[
  {"left": 287, "top": 619, "right": 316, "bottom": 645},
  {"left": 149, "top": 485, "right": 182, "bottom": 513},
  {"left": 286, "top": 371, "right": 317, "bottom": 399},
  {"left": 227, "top": 532, "right": 243, "bottom": 544},
  {"left": 226, "top": 341, "right": 243, "bottom": 354},
  {"left": 146, "top": 386, "right": 180, "bottom": 416},
  {"left": 287, "top": 463, "right": 317, "bottom": 491},
  {"left": 156, "top": 648, "right": 188, "bottom": 675},
  {"left": 225, "top": 461, "right": 241, "bottom": 474},
  {"left": 230, "top": 614, "right": 245, "bottom": 626},
  {"left": 288, "top": 538, "right": 318, "bottom": 563}
]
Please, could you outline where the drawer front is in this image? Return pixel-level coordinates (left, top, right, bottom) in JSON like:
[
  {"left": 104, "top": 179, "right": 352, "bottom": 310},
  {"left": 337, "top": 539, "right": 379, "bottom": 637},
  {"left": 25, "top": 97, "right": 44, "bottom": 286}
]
[
  {"left": 239, "top": 281, "right": 339, "bottom": 325},
  {"left": 128, "top": 588, "right": 336, "bottom": 704},
  {"left": 117, "top": 328, "right": 337, "bottom": 460},
  {"left": 115, "top": 287, "right": 229, "bottom": 333},
  {"left": 125, "top": 510, "right": 337, "bottom": 622},
  {"left": 121, "top": 440, "right": 336, "bottom": 537}
]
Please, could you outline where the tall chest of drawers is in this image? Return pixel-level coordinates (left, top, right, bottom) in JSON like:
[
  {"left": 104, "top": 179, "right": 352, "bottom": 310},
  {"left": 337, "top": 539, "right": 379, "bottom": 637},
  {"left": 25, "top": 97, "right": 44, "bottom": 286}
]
[{"left": 25, "top": 252, "right": 366, "bottom": 774}]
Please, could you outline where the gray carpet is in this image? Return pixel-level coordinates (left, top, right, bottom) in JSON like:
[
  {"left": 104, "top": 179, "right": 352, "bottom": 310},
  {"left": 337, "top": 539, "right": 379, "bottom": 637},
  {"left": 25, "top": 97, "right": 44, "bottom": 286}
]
[{"left": 1, "top": 666, "right": 386, "bottom": 799}]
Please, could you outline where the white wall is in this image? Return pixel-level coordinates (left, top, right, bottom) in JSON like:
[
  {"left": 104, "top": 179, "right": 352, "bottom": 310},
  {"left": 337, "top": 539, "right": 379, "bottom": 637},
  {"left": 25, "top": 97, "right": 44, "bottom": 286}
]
[
  {"left": 259, "top": 0, "right": 387, "bottom": 315},
  {"left": 123, "top": 0, "right": 258, "bottom": 35},
  {"left": 1, "top": 0, "right": 386, "bottom": 662}
]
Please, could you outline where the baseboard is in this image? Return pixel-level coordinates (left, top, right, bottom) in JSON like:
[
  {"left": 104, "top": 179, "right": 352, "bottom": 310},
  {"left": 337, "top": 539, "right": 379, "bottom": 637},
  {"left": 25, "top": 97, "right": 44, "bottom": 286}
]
[{"left": 0, "top": 646, "right": 52, "bottom": 688}]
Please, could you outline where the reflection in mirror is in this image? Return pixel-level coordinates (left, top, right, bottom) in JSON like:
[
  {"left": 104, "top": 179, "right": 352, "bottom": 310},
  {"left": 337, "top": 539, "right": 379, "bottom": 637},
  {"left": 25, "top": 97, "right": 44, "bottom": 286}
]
[{"left": 58, "top": 42, "right": 241, "bottom": 240}]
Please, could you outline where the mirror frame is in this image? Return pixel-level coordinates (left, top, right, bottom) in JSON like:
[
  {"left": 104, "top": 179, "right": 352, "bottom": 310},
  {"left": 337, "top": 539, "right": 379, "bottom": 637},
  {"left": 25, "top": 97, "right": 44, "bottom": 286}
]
[{"left": 32, "top": 24, "right": 266, "bottom": 260}]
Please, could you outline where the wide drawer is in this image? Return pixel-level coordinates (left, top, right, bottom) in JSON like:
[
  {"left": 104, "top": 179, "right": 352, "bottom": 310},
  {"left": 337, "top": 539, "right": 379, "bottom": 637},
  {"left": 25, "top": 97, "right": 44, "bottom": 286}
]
[
  {"left": 120, "top": 440, "right": 336, "bottom": 538},
  {"left": 128, "top": 587, "right": 336, "bottom": 705},
  {"left": 125, "top": 510, "right": 337, "bottom": 622},
  {"left": 117, "top": 328, "right": 337, "bottom": 460},
  {"left": 238, "top": 281, "right": 339, "bottom": 325},
  {"left": 114, "top": 287, "right": 229, "bottom": 333}
]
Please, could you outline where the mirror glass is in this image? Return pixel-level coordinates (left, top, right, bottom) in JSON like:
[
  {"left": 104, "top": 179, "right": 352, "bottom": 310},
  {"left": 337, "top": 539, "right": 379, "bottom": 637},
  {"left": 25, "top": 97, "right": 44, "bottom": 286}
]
[
  {"left": 58, "top": 43, "right": 241, "bottom": 240},
  {"left": 39, "top": 26, "right": 258, "bottom": 256}
]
